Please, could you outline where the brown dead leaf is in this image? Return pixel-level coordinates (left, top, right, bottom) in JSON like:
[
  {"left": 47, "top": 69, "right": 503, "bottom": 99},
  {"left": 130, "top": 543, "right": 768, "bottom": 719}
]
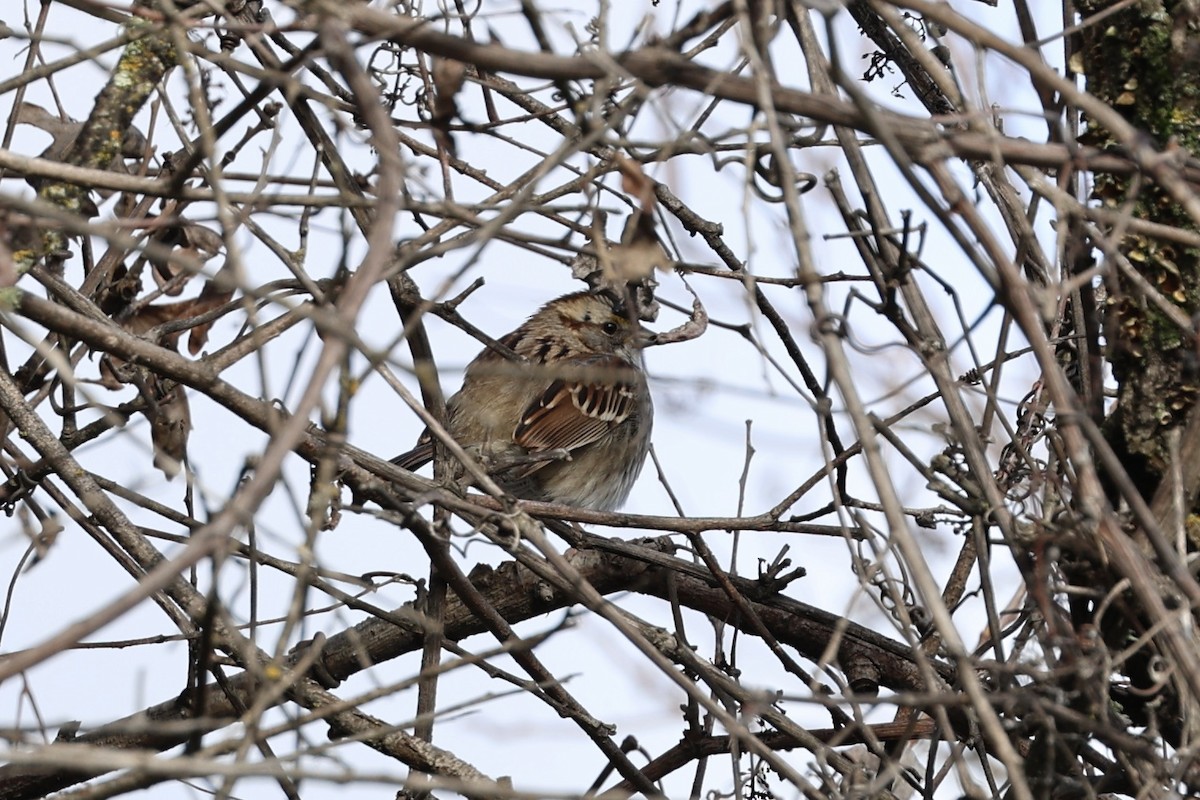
[
  {"left": 98, "top": 263, "right": 142, "bottom": 318},
  {"left": 121, "top": 303, "right": 176, "bottom": 339},
  {"left": 146, "top": 379, "right": 191, "bottom": 479},
  {"left": 24, "top": 510, "right": 64, "bottom": 569},
  {"left": 14, "top": 103, "right": 80, "bottom": 162},
  {"left": 431, "top": 57, "right": 467, "bottom": 157},
  {"left": 99, "top": 265, "right": 235, "bottom": 386},
  {"left": 151, "top": 222, "right": 224, "bottom": 295},
  {"left": 613, "top": 154, "right": 656, "bottom": 214},
  {"left": 432, "top": 57, "right": 467, "bottom": 111},
  {"left": 187, "top": 266, "right": 236, "bottom": 355},
  {"left": 594, "top": 212, "right": 673, "bottom": 283},
  {"left": 97, "top": 355, "right": 126, "bottom": 390},
  {"left": 645, "top": 283, "right": 707, "bottom": 346},
  {"left": 116, "top": 261, "right": 233, "bottom": 348}
]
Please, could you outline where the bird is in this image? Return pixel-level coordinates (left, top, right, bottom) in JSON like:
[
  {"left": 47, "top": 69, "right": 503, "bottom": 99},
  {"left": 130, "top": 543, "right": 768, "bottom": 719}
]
[{"left": 392, "top": 290, "right": 653, "bottom": 511}]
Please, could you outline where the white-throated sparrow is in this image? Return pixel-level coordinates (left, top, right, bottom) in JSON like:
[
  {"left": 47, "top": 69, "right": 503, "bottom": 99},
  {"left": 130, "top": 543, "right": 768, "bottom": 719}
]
[{"left": 392, "top": 291, "right": 653, "bottom": 510}]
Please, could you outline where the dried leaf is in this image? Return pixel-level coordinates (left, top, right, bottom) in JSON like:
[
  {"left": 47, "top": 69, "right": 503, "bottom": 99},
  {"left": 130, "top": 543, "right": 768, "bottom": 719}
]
[
  {"left": 613, "top": 154, "right": 656, "bottom": 214},
  {"left": 100, "top": 266, "right": 235, "bottom": 385},
  {"left": 24, "top": 511, "right": 64, "bottom": 569},
  {"left": 122, "top": 269, "right": 234, "bottom": 354},
  {"left": 431, "top": 57, "right": 467, "bottom": 157},
  {"left": 432, "top": 57, "right": 467, "bottom": 110},
  {"left": 151, "top": 222, "right": 224, "bottom": 295},
  {"left": 14, "top": 103, "right": 81, "bottom": 161},
  {"left": 596, "top": 212, "right": 673, "bottom": 282},
  {"left": 121, "top": 303, "right": 175, "bottom": 338},
  {"left": 147, "top": 380, "right": 191, "bottom": 479},
  {"left": 646, "top": 284, "right": 707, "bottom": 346},
  {"left": 97, "top": 355, "right": 127, "bottom": 390},
  {"left": 187, "top": 266, "right": 236, "bottom": 355},
  {"left": 98, "top": 263, "right": 142, "bottom": 317}
]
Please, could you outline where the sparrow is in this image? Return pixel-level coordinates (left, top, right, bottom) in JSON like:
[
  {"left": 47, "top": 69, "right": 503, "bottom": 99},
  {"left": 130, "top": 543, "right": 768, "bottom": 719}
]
[{"left": 393, "top": 291, "right": 653, "bottom": 511}]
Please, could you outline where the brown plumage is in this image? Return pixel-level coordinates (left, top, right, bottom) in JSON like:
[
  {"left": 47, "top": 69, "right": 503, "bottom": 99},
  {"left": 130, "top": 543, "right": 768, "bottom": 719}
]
[{"left": 392, "top": 291, "right": 653, "bottom": 510}]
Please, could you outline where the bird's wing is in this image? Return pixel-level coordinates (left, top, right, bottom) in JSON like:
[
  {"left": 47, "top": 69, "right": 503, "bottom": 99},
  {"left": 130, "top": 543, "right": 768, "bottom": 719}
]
[{"left": 512, "top": 356, "right": 638, "bottom": 466}]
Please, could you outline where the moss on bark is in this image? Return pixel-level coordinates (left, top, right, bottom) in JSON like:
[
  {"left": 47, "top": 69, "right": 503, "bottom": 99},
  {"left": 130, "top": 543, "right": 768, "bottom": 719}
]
[
  {"left": 1077, "top": 0, "right": 1200, "bottom": 491},
  {"left": 29, "top": 17, "right": 176, "bottom": 269}
]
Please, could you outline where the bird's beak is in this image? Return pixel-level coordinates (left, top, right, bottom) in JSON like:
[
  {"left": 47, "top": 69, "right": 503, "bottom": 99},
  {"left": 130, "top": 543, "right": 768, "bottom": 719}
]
[{"left": 635, "top": 326, "right": 656, "bottom": 348}]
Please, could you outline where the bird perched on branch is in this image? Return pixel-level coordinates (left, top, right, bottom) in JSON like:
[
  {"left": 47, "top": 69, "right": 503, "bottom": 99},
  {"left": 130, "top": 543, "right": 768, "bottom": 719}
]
[{"left": 392, "top": 291, "right": 653, "bottom": 511}]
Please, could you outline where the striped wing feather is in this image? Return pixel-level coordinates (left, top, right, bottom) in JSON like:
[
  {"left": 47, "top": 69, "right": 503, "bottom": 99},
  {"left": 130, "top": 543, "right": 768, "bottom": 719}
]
[{"left": 514, "top": 357, "right": 636, "bottom": 464}]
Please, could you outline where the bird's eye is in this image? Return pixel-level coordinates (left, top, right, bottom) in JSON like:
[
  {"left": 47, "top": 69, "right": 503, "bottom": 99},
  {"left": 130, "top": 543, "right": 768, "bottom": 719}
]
[{"left": 602, "top": 321, "right": 620, "bottom": 335}]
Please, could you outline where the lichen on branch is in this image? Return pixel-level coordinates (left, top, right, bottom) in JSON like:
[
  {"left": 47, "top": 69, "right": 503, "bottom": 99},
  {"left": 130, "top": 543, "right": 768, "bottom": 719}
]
[{"left": 29, "top": 16, "right": 176, "bottom": 268}]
